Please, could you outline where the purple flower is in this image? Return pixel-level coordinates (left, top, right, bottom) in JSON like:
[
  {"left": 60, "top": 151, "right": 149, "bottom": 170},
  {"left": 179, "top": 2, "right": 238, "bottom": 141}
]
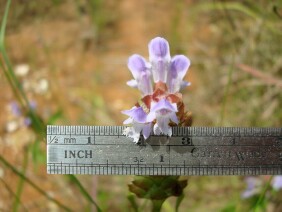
[
  {"left": 10, "top": 101, "right": 22, "bottom": 116},
  {"left": 241, "top": 177, "right": 262, "bottom": 199},
  {"left": 29, "top": 100, "right": 37, "bottom": 110},
  {"left": 127, "top": 54, "right": 153, "bottom": 96},
  {"left": 123, "top": 37, "right": 191, "bottom": 143},
  {"left": 272, "top": 176, "right": 282, "bottom": 191},
  {"left": 9, "top": 100, "right": 36, "bottom": 127},
  {"left": 122, "top": 106, "right": 152, "bottom": 143},
  {"left": 24, "top": 117, "right": 32, "bottom": 126},
  {"left": 147, "top": 99, "right": 178, "bottom": 136},
  {"left": 167, "top": 55, "right": 191, "bottom": 93},
  {"left": 148, "top": 37, "right": 171, "bottom": 83}
]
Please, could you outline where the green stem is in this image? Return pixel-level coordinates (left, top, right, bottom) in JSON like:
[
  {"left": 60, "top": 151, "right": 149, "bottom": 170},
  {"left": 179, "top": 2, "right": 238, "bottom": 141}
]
[
  {"left": 152, "top": 199, "right": 165, "bottom": 212},
  {"left": 219, "top": 55, "right": 234, "bottom": 126},
  {"left": 0, "top": 178, "right": 28, "bottom": 212},
  {"left": 12, "top": 147, "right": 29, "bottom": 212},
  {"left": 0, "top": 0, "right": 45, "bottom": 133},
  {"left": 254, "top": 176, "right": 273, "bottom": 210},
  {"left": 0, "top": 155, "right": 72, "bottom": 212},
  {"left": 0, "top": 57, "right": 25, "bottom": 106}
]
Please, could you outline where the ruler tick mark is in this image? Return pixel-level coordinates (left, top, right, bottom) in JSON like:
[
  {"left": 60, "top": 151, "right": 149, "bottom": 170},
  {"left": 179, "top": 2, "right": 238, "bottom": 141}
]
[{"left": 47, "top": 126, "right": 282, "bottom": 175}]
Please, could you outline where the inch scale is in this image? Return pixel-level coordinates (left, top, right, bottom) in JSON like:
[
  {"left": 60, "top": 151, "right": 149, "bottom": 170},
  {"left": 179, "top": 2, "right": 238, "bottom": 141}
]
[{"left": 47, "top": 126, "right": 282, "bottom": 175}]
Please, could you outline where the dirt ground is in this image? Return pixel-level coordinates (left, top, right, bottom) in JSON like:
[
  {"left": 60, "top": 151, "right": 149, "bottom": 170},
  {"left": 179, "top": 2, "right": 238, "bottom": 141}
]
[{"left": 1, "top": 0, "right": 281, "bottom": 211}]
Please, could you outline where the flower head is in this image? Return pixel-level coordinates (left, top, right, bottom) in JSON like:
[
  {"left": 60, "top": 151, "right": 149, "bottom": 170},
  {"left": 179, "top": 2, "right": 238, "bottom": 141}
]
[
  {"left": 272, "top": 175, "right": 282, "bottom": 191},
  {"left": 122, "top": 106, "right": 152, "bottom": 143},
  {"left": 241, "top": 177, "right": 262, "bottom": 199},
  {"left": 122, "top": 37, "right": 192, "bottom": 143}
]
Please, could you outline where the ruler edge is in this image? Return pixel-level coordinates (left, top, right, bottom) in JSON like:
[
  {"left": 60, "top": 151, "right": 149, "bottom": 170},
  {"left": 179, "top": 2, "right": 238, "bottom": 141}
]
[
  {"left": 46, "top": 125, "right": 282, "bottom": 175},
  {"left": 47, "top": 125, "right": 282, "bottom": 137}
]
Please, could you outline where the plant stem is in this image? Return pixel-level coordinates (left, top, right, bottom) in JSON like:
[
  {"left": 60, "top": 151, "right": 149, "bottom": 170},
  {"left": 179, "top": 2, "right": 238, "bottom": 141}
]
[
  {"left": 254, "top": 176, "right": 273, "bottom": 210},
  {"left": 12, "top": 147, "right": 29, "bottom": 212},
  {"left": 0, "top": 155, "right": 72, "bottom": 212},
  {"left": 152, "top": 199, "right": 165, "bottom": 212}
]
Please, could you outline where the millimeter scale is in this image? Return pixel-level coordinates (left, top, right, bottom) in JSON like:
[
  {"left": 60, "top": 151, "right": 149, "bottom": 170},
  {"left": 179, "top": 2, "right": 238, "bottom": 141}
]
[{"left": 47, "top": 126, "right": 282, "bottom": 175}]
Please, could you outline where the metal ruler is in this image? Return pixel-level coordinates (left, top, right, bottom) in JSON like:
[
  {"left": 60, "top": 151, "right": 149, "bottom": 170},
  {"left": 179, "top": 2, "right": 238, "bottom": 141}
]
[{"left": 47, "top": 126, "right": 282, "bottom": 175}]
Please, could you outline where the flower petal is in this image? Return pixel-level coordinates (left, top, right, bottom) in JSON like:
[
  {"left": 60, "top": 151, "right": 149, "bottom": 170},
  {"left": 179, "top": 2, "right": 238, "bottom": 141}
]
[
  {"left": 149, "top": 37, "right": 170, "bottom": 60},
  {"left": 10, "top": 101, "right": 22, "bottom": 116},
  {"left": 153, "top": 123, "right": 162, "bottom": 135},
  {"left": 180, "top": 81, "right": 191, "bottom": 90},
  {"left": 123, "top": 117, "right": 133, "bottom": 124},
  {"left": 149, "top": 37, "right": 171, "bottom": 83},
  {"left": 126, "top": 79, "right": 138, "bottom": 88},
  {"left": 138, "top": 71, "right": 153, "bottom": 96},
  {"left": 154, "top": 117, "right": 172, "bottom": 136},
  {"left": 272, "top": 176, "right": 282, "bottom": 190},
  {"left": 142, "top": 123, "right": 152, "bottom": 139},
  {"left": 128, "top": 54, "right": 147, "bottom": 79},
  {"left": 170, "top": 55, "right": 190, "bottom": 79},
  {"left": 146, "top": 111, "right": 156, "bottom": 122},
  {"left": 122, "top": 106, "right": 147, "bottom": 123},
  {"left": 150, "top": 99, "right": 178, "bottom": 113},
  {"left": 170, "top": 112, "right": 179, "bottom": 124},
  {"left": 122, "top": 106, "right": 137, "bottom": 116},
  {"left": 167, "top": 55, "right": 190, "bottom": 93},
  {"left": 123, "top": 126, "right": 141, "bottom": 143}
]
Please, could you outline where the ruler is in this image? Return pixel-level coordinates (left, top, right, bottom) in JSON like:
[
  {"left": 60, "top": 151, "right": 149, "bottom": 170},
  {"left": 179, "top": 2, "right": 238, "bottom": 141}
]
[{"left": 47, "top": 126, "right": 282, "bottom": 175}]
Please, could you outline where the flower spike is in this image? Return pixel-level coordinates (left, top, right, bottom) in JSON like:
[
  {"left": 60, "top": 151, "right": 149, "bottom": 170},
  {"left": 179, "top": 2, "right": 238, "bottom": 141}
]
[{"left": 122, "top": 37, "right": 192, "bottom": 143}]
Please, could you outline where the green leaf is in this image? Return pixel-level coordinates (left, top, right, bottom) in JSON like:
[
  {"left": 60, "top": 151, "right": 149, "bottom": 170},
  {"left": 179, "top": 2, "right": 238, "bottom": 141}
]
[
  {"left": 31, "top": 140, "right": 46, "bottom": 167},
  {"left": 0, "top": 0, "right": 11, "bottom": 47}
]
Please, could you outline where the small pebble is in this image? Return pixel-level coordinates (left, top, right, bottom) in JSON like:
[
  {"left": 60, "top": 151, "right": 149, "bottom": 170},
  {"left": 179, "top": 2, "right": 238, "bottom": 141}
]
[
  {"left": 5, "top": 120, "right": 19, "bottom": 132},
  {"left": 14, "top": 64, "right": 30, "bottom": 77},
  {"left": 36, "top": 78, "right": 49, "bottom": 94}
]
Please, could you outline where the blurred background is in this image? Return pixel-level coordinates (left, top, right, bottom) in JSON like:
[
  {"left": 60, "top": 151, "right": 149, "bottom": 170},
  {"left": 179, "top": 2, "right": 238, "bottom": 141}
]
[{"left": 0, "top": 0, "right": 281, "bottom": 211}]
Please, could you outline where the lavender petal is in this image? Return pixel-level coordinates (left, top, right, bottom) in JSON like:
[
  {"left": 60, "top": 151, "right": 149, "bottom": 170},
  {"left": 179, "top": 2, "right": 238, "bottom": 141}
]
[
  {"left": 142, "top": 123, "right": 152, "bottom": 139},
  {"left": 272, "top": 176, "right": 282, "bottom": 190},
  {"left": 149, "top": 37, "right": 171, "bottom": 83},
  {"left": 180, "top": 81, "right": 191, "bottom": 90},
  {"left": 10, "top": 101, "right": 22, "bottom": 116},
  {"left": 128, "top": 54, "right": 147, "bottom": 79},
  {"left": 150, "top": 99, "right": 177, "bottom": 113},
  {"left": 169, "top": 112, "right": 179, "bottom": 124},
  {"left": 154, "top": 117, "right": 172, "bottom": 136},
  {"left": 146, "top": 111, "right": 156, "bottom": 122},
  {"left": 122, "top": 106, "right": 147, "bottom": 123},
  {"left": 24, "top": 117, "right": 32, "bottom": 126},
  {"left": 167, "top": 55, "right": 190, "bottom": 93},
  {"left": 123, "top": 117, "right": 133, "bottom": 125},
  {"left": 148, "top": 37, "right": 170, "bottom": 60},
  {"left": 126, "top": 79, "right": 138, "bottom": 88},
  {"left": 138, "top": 71, "right": 153, "bottom": 95},
  {"left": 170, "top": 55, "right": 190, "bottom": 79}
]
